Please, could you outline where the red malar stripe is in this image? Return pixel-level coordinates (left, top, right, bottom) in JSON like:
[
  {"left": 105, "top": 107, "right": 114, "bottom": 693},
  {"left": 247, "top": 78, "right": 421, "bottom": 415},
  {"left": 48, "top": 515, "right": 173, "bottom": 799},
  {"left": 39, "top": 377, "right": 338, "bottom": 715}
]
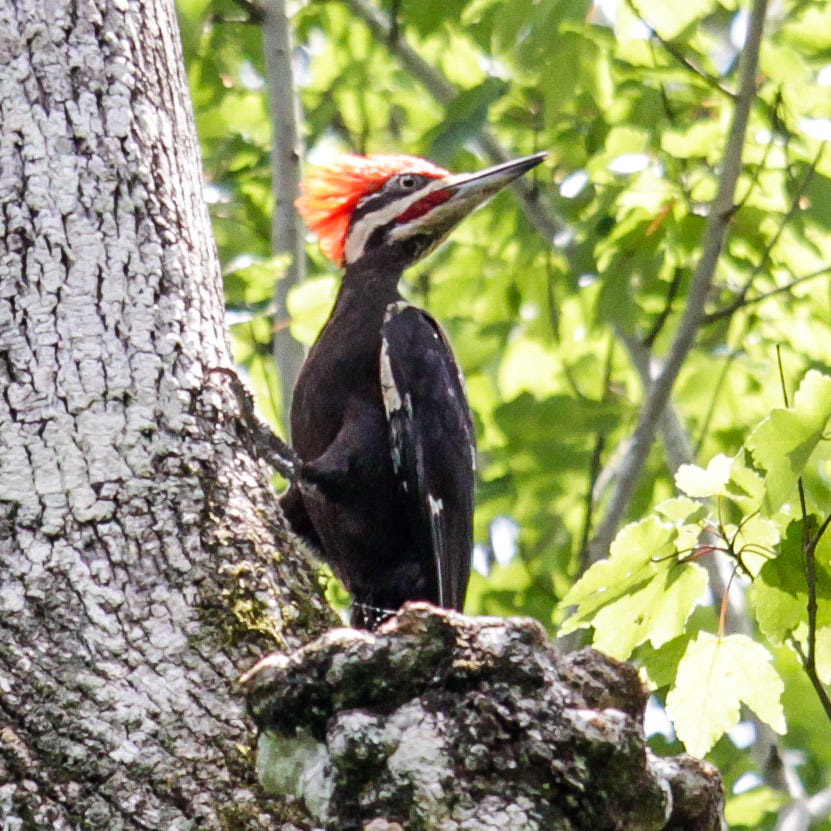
[{"left": 396, "top": 189, "right": 452, "bottom": 224}]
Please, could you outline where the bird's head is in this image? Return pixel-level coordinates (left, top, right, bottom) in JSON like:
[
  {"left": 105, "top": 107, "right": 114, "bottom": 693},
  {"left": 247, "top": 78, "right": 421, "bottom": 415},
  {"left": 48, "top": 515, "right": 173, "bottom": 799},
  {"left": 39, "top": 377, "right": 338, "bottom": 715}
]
[{"left": 296, "top": 151, "right": 547, "bottom": 271}]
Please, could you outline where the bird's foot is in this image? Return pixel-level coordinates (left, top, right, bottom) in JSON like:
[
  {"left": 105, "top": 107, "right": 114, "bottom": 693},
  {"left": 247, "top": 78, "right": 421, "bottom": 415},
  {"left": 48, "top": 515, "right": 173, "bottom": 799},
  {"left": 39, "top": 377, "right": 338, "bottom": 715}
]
[{"left": 207, "top": 367, "right": 300, "bottom": 481}]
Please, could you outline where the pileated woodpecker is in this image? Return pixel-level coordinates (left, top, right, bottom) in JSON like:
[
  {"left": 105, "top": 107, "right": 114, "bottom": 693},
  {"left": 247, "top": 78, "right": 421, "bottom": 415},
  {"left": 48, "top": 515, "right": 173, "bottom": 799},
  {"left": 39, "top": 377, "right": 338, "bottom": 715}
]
[{"left": 279, "top": 151, "right": 547, "bottom": 628}]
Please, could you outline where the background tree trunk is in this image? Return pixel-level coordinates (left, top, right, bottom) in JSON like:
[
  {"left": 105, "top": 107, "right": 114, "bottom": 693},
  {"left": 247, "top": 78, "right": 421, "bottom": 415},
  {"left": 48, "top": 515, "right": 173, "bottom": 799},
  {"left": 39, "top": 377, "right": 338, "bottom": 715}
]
[{"left": 0, "top": 1, "right": 332, "bottom": 828}]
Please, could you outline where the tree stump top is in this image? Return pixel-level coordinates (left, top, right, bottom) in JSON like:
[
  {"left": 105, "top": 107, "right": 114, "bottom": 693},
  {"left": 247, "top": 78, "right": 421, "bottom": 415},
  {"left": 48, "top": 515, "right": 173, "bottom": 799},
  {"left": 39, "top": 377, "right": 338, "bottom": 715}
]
[{"left": 242, "top": 604, "right": 723, "bottom": 831}]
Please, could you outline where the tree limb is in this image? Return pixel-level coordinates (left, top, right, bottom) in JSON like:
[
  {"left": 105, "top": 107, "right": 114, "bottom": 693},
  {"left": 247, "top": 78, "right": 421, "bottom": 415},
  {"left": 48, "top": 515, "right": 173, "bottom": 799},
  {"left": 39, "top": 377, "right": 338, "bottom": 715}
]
[
  {"left": 587, "top": 0, "right": 770, "bottom": 564},
  {"left": 703, "top": 144, "right": 825, "bottom": 324}
]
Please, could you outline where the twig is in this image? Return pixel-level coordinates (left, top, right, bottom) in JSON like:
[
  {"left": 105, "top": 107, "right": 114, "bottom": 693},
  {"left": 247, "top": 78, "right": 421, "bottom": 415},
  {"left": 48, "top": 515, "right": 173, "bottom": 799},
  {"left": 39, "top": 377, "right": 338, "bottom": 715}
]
[
  {"left": 576, "top": 336, "right": 615, "bottom": 562},
  {"left": 790, "top": 638, "right": 831, "bottom": 724},
  {"left": 705, "top": 266, "right": 831, "bottom": 324},
  {"left": 704, "top": 145, "right": 825, "bottom": 324},
  {"left": 626, "top": 0, "right": 735, "bottom": 99},
  {"left": 642, "top": 267, "right": 684, "bottom": 349},
  {"left": 586, "top": 0, "right": 770, "bottom": 564},
  {"left": 693, "top": 346, "right": 740, "bottom": 456},
  {"left": 776, "top": 345, "right": 831, "bottom": 733},
  {"left": 263, "top": 0, "right": 307, "bottom": 431}
]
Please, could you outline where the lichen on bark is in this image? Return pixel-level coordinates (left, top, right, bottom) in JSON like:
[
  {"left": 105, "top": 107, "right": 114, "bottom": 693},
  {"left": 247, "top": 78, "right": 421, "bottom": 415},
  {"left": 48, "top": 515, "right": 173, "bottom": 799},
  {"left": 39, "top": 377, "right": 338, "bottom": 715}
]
[{"left": 244, "top": 604, "right": 724, "bottom": 831}]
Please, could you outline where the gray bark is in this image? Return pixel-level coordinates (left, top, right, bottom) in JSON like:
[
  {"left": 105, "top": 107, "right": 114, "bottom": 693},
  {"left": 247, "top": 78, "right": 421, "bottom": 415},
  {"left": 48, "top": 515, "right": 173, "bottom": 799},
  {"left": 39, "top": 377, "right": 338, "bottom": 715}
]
[
  {"left": 0, "top": 1, "right": 332, "bottom": 829},
  {"left": 245, "top": 605, "right": 724, "bottom": 831}
]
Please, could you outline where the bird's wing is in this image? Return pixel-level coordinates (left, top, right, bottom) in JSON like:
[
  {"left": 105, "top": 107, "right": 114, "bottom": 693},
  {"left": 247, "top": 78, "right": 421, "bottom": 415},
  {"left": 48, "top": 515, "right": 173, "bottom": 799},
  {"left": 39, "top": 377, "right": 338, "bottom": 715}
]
[{"left": 379, "top": 301, "right": 475, "bottom": 611}]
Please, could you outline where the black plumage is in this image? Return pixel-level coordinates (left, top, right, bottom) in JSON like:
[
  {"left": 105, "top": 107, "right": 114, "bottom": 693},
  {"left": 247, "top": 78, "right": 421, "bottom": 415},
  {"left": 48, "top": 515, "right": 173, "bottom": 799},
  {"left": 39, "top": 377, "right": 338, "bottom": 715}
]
[{"left": 280, "top": 151, "right": 546, "bottom": 627}]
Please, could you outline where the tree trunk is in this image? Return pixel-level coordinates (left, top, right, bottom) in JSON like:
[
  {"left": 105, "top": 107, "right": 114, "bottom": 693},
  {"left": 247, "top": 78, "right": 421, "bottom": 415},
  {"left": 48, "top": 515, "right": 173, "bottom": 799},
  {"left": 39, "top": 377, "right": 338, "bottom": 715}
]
[{"left": 0, "top": 1, "right": 332, "bottom": 828}]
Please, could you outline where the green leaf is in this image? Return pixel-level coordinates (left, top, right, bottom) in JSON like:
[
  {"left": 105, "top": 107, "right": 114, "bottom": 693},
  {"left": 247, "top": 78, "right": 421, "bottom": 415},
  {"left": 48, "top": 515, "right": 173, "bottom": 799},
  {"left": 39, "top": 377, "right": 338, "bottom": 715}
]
[
  {"left": 590, "top": 561, "right": 708, "bottom": 659},
  {"left": 638, "top": 633, "right": 691, "bottom": 690},
  {"left": 752, "top": 517, "right": 831, "bottom": 683},
  {"left": 631, "top": 0, "right": 719, "bottom": 39},
  {"left": 224, "top": 255, "right": 290, "bottom": 307},
  {"left": 730, "top": 513, "right": 781, "bottom": 577},
  {"left": 666, "top": 633, "right": 786, "bottom": 757},
  {"left": 560, "top": 517, "right": 708, "bottom": 659},
  {"left": 726, "top": 450, "right": 766, "bottom": 509},
  {"left": 661, "top": 120, "right": 724, "bottom": 161},
  {"left": 750, "top": 520, "right": 809, "bottom": 644},
  {"left": 654, "top": 496, "right": 708, "bottom": 525},
  {"left": 745, "top": 370, "right": 831, "bottom": 514},
  {"left": 724, "top": 787, "right": 788, "bottom": 828},
  {"left": 675, "top": 453, "right": 733, "bottom": 498},
  {"left": 427, "top": 78, "right": 510, "bottom": 164},
  {"left": 286, "top": 275, "right": 338, "bottom": 346}
]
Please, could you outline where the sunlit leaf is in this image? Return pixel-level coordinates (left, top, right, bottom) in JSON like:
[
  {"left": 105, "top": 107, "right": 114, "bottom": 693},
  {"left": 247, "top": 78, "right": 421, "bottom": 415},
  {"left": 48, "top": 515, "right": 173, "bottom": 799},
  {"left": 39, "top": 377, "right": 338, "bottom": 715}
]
[
  {"left": 286, "top": 275, "right": 338, "bottom": 346},
  {"left": 667, "top": 633, "right": 786, "bottom": 757},
  {"left": 724, "top": 787, "right": 788, "bottom": 829},
  {"left": 675, "top": 453, "right": 733, "bottom": 498},
  {"left": 745, "top": 370, "right": 831, "bottom": 514},
  {"left": 630, "top": 0, "right": 719, "bottom": 40},
  {"left": 560, "top": 517, "right": 708, "bottom": 659}
]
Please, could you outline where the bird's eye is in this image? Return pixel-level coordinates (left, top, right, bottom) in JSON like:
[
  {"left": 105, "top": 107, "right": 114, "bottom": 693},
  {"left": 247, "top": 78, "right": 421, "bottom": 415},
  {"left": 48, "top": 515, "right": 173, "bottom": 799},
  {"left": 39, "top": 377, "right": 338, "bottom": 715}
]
[{"left": 399, "top": 175, "right": 417, "bottom": 189}]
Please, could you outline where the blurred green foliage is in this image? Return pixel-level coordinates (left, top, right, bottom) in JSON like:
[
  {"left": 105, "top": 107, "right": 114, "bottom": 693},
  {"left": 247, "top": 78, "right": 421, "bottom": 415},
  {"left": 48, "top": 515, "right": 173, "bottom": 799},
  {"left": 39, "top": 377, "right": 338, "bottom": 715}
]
[{"left": 178, "top": 0, "right": 831, "bottom": 824}]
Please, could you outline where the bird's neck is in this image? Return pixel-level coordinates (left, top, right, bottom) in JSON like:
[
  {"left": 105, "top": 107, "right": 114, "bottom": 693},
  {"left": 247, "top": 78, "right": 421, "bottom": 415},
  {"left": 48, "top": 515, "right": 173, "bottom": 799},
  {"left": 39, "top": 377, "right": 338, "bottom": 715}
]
[{"left": 336, "top": 259, "right": 405, "bottom": 315}]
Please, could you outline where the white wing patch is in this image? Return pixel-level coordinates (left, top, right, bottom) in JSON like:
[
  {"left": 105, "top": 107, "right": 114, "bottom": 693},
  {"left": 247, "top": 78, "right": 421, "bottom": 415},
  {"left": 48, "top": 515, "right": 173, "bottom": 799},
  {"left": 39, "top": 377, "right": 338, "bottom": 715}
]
[
  {"left": 428, "top": 493, "right": 445, "bottom": 607},
  {"left": 379, "top": 336, "right": 403, "bottom": 415}
]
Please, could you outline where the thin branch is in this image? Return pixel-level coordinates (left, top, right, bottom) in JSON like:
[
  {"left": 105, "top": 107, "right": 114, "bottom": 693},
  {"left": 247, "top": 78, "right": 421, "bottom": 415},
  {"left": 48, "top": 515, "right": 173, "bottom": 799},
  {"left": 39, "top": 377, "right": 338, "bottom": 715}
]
[
  {"left": 577, "top": 336, "right": 615, "bottom": 562},
  {"left": 626, "top": 0, "right": 735, "bottom": 99},
  {"left": 642, "top": 267, "right": 684, "bottom": 349},
  {"left": 776, "top": 342, "right": 831, "bottom": 737},
  {"left": 732, "top": 92, "right": 779, "bottom": 213},
  {"left": 790, "top": 638, "right": 831, "bottom": 723},
  {"left": 775, "top": 343, "right": 817, "bottom": 676},
  {"left": 704, "top": 144, "right": 825, "bottom": 324},
  {"left": 342, "top": 0, "right": 565, "bottom": 244},
  {"left": 263, "top": 0, "right": 307, "bottom": 430},
  {"left": 809, "top": 512, "right": 831, "bottom": 556},
  {"left": 587, "top": 0, "right": 770, "bottom": 564},
  {"left": 704, "top": 265, "right": 831, "bottom": 324},
  {"left": 693, "top": 347, "right": 740, "bottom": 456}
]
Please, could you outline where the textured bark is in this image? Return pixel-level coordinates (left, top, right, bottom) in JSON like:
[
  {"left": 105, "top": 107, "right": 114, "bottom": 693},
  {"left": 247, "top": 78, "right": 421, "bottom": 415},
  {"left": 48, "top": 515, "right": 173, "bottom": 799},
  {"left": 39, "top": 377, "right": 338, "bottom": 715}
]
[
  {"left": 245, "top": 605, "right": 724, "bottom": 831},
  {"left": 0, "top": 2, "right": 333, "bottom": 829}
]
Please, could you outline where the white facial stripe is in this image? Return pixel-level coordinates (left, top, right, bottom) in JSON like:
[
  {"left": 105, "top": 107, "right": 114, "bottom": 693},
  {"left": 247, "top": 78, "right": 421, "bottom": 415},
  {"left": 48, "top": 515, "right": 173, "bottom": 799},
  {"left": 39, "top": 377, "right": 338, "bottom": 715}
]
[{"left": 344, "top": 179, "right": 447, "bottom": 265}]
